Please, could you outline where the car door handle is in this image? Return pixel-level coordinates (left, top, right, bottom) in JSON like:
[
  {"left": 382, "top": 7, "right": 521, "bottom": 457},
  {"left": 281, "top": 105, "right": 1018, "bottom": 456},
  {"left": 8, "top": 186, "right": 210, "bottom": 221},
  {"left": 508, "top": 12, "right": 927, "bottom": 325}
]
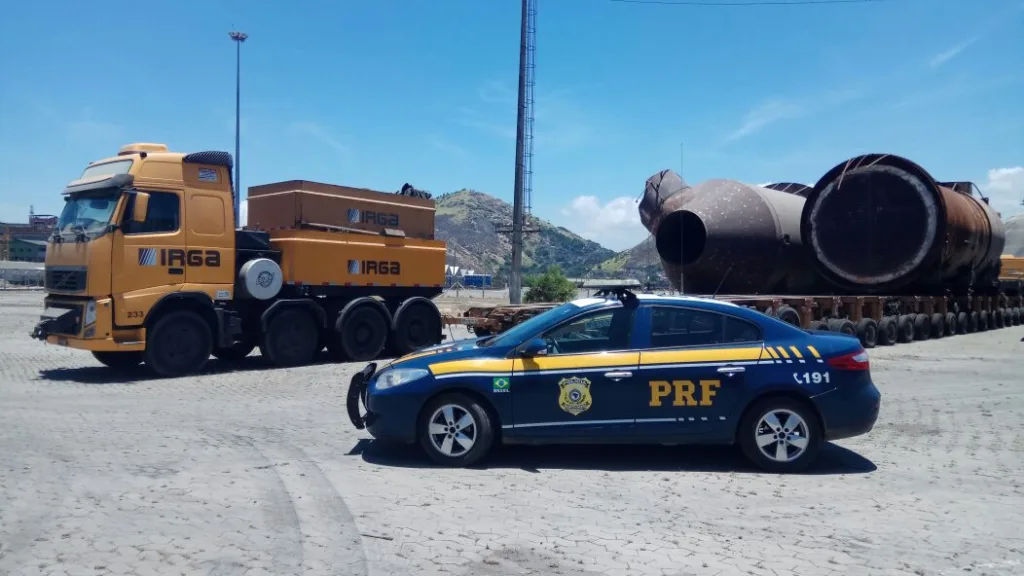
[
  {"left": 717, "top": 366, "right": 745, "bottom": 375},
  {"left": 604, "top": 371, "right": 633, "bottom": 381}
]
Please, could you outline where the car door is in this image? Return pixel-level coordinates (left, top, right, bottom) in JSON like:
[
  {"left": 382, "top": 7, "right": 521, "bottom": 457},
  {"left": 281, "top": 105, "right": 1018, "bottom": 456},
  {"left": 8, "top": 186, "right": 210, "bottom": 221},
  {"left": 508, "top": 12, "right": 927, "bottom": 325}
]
[
  {"left": 110, "top": 189, "right": 185, "bottom": 327},
  {"left": 510, "top": 305, "right": 639, "bottom": 439},
  {"left": 633, "top": 305, "right": 765, "bottom": 438}
]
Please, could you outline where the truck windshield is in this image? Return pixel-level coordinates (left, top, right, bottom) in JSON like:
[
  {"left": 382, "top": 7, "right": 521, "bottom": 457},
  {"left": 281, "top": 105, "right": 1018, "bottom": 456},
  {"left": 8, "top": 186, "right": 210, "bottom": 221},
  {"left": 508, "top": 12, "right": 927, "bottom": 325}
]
[{"left": 56, "top": 189, "right": 120, "bottom": 239}]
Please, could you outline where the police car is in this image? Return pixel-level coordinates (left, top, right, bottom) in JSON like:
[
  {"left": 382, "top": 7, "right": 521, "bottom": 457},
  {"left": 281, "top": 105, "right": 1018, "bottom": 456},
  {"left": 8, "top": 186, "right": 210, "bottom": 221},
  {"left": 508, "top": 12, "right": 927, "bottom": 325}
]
[{"left": 346, "top": 289, "right": 880, "bottom": 473}]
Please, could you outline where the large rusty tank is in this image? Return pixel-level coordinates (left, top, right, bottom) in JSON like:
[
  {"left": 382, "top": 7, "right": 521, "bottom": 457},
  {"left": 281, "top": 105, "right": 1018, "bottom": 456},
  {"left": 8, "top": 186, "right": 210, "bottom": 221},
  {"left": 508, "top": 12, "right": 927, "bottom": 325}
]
[
  {"left": 801, "top": 153, "right": 1006, "bottom": 295},
  {"left": 641, "top": 174, "right": 824, "bottom": 294}
]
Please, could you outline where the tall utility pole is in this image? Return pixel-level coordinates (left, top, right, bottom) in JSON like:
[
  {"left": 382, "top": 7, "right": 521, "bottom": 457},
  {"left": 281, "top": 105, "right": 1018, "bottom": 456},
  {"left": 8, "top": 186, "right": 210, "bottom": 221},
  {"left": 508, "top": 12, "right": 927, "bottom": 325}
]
[
  {"left": 229, "top": 31, "right": 248, "bottom": 227},
  {"left": 509, "top": 0, "right": 532, "bottom": 305}
]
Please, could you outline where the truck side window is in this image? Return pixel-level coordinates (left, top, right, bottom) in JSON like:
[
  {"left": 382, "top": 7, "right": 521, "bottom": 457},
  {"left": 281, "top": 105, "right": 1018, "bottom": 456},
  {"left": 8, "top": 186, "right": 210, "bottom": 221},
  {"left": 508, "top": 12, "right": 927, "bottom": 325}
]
[{"left": 123, "top": 191, "right": 181, "bottom": 235}]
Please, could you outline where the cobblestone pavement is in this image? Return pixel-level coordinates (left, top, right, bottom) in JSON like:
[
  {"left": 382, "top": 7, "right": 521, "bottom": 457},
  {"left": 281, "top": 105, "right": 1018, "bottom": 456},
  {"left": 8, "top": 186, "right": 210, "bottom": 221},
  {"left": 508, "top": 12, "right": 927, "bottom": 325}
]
[{"left": 1, "top": 291, "right": 1022, "bottom": 576}]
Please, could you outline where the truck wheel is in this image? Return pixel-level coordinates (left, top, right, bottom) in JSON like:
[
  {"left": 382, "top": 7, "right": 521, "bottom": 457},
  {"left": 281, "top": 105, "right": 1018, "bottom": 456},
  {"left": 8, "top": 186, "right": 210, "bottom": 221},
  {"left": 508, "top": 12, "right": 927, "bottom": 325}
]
[
  {"left": 978, "top": 311, "right": 989, "bottom": 331},
  {"left": 827, "top": 318, "right": 857, "bottom": 337},
  {"left": 92, "top": 351, "right": 143, "bottom": 370},
  {"left": 775, "top": 306, "right": 801, "bottom": 327},
  {"left": 808, "top": 320, "right": 830, "bottom": 332},
  {"left": 418, "top": 392, "right": 495, "bottom": 467},
  {"left": 912, "top": 314, "right": 931, "bottom": 341},
  {"left": 897, "top": 315, "right": 915, "bottom": 343},
  {"left": 877, "top": 316, "right": 897, "bottom": 346},
  {"left": 929, "top": 313, "right": 945, "bottom": 338},
  {"left": 261, "top": 308, "right": 320, "bottom": 367},
  {"left": 392, "top": 301, "right": 442, "bottom": 356},
  {"left": 945, "top": 312, "right": 958, "bottom": 336},
  {"left": 340, "top": 304, "right": 388, "bottom": 362},
  {"left": 1013, "top": 308, "right": 1021, "bottom": 326},
  {"left": 212, "top": 339, "right": 256, "bottom": 363},
  {"left": 145, "top": 311, "right": 212, "bottom": 378},
  {"left": 854, "top": 318, "right": 877, "bottom": 348},
  {"left": 968, "top": 311, "right": 979, "bottom": 333},
  {"left": 738, "top": 396, "right": 822, "bottom": 473}
]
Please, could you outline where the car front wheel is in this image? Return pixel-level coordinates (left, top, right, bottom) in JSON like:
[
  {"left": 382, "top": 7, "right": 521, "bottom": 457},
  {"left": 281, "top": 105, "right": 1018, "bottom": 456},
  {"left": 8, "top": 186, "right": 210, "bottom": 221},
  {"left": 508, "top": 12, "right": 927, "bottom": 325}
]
[
  {"left": 739, "top": 397, "right": 821, "bottom": 473},
  {"left": 418, "top": 393, "right": 494, "bottom": 467}
]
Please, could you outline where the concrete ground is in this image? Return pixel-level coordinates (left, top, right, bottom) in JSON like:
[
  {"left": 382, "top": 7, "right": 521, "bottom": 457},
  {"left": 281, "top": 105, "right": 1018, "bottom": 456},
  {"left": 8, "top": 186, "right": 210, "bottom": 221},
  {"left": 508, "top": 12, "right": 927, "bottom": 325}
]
[{"left": 0, "top": 290, "right": 1022, "bottom": 576}]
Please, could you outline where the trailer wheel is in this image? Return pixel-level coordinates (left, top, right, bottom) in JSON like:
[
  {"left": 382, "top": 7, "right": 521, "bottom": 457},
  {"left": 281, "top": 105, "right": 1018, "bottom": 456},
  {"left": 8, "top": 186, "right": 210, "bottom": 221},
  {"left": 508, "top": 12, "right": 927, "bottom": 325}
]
[
  {"left": 853, "top": 318, "right": 877, "bottom": 348},
  {"left": 943, "top": 312, "right": 957, "bottom": 336},
  {"left": 1012, "top": 308, "right": 1021, "bottom": 326},
  {"left": 956, "top": 311, "right": 968, "bottom": 334},
  {"left": 260, "top": 308, "right": 320, "bottom": 367},
  {"left": 912, "top": 314, "right": 931, "bottom": 341},
  {"left": 775, "top": 306, "right": 801, "bottom": 327},
  {"left": 340, "top": 304, "right": 388, "bottom": 362},
  {"left": 1000, "top": 308, "right": 1010, "bottom": 328},
  {"left": 992, "top": 309, "right": 1003, "bottom": 329},
  {"left": 968, "top": 311, "right": 979, "bottom": 333},
  {"left": 897, "top": 315, "right": 915, "bottom": 343},
  {"left": 145, "top": 310, "right": 212, "bottom": 377},
  {"left": 929, "top": 313, "right": 945, "bottom": 338},
  {"left": 827, "top": 318, "right": 857, "bottom": 338},
  {"left": 809, "top": 320, "right": 830, "bottom": 332},
  {"left": 92, "top": 351, "right": 144, "bottom": 370},
  {"left": 877, "top": 317, "right": 897, "bottom": 346},
  {"left": 392, "top": 300, "right": 442, "bottom": 356},
  {"left": 978, "top": 311, "right": 989, "bottom": 331}
]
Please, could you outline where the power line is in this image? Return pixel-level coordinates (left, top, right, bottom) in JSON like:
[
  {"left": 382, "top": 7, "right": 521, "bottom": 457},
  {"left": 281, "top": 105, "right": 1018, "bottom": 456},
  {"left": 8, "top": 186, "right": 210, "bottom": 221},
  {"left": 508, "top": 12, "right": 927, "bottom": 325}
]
[{"left": 610, "top": 0, "right": 900, "bottom": 6}]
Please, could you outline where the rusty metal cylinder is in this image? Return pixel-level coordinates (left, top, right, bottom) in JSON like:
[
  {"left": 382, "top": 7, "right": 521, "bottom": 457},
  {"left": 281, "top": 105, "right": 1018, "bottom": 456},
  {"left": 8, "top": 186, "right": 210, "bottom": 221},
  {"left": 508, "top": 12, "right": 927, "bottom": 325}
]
[
  {"left": 801, "top": 153, "right": 1006, "bottom": 295},
  {"left": 638, "top": 169, "right": 695, "bottom": 236},
  {"left": 645, "top": 178, "right": 823, "bottom": 294}
]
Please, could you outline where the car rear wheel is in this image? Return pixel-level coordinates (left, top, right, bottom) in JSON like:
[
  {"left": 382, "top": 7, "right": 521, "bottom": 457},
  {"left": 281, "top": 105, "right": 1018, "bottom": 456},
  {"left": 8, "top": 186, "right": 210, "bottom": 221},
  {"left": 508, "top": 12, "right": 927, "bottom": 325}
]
[
  {"left": 418, "top": 393, "right": 494, "bottom": 467},
  {"left": 739, "top": 397, "right": 821, "bottom": 473}
]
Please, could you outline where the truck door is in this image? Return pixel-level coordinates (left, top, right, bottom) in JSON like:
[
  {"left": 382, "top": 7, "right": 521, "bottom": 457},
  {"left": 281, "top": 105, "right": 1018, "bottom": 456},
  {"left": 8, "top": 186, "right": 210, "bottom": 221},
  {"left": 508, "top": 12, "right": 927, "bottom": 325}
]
[
  {"left": 184, "top": 190, "right": 234, "bottom": 289},
  {"left": 111, "top": 189, "right": 186, "bottom": 326}
]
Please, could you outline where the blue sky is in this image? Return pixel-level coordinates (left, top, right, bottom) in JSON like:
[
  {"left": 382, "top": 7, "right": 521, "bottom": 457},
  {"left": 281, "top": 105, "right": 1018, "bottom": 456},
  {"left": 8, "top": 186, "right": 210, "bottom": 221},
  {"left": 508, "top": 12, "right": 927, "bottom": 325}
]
[{"left": 1, "top": 0, "right": 1022, "bottom": 250}]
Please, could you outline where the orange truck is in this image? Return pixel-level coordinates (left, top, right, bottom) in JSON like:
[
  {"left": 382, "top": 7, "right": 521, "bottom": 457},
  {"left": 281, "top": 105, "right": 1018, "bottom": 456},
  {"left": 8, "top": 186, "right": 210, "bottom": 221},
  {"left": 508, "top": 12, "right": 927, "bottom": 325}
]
[{"left": 31, "top": 143, "right": 447, "bottom": 377}]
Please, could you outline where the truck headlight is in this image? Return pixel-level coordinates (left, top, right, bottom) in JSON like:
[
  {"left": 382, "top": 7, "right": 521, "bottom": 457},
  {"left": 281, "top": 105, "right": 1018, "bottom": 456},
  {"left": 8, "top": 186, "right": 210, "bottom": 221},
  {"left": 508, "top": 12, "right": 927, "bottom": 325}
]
[
  {"left": 84, "top": 300, "right": 97, "bottom": 326},
  {"left": 375, "top": 368, "right": 429, "bottom": 390}
]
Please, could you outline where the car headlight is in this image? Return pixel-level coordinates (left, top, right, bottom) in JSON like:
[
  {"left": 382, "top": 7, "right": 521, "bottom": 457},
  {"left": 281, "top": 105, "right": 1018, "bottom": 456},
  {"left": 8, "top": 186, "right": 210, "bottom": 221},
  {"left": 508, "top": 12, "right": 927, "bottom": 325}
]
[
  {"left": 84, "top": 300, "right": 97, "bottom": 326},
  {"left": 375, "top": 368, "right": 429, "bottom": 390}
]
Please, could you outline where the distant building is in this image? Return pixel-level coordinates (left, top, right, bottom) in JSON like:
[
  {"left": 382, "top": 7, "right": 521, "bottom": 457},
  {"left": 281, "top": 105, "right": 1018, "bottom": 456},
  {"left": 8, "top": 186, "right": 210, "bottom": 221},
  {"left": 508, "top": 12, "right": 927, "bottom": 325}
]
[{"left": 8, "top": 238, "right": 47, "bottom": 262}]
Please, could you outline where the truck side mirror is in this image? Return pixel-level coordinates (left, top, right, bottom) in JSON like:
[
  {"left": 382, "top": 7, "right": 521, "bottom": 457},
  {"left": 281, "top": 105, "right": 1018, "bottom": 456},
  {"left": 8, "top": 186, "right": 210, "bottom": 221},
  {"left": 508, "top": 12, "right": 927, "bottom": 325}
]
[{"left": 131, "top": 192, "right": 150, "bottom": 224}]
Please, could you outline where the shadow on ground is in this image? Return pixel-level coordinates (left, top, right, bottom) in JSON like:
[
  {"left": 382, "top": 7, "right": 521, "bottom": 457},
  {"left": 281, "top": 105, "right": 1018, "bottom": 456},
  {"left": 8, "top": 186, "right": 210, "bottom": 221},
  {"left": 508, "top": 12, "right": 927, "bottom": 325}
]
[
  {"left": 354, "top": 439, "right": 876, "bottom": 475},
  {"left": 36, "top": 351, "right": 392, "bottom": 384}
]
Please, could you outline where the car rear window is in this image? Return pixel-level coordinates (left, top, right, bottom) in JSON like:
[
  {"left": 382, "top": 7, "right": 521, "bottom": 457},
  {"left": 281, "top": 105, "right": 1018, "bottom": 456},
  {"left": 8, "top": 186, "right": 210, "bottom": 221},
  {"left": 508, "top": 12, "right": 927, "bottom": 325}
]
[{"left": 650, "top": 306, "right": 762, "bottom": 348}]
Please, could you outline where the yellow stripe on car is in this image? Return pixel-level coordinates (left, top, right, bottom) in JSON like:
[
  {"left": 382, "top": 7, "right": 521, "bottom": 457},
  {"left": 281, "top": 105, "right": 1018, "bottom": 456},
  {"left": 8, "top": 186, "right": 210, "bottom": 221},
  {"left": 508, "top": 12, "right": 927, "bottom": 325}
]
[
  {"left": 429, "top": 358, "right": 513, "bottom": 375},
  {"left": 639, "top": 347, "right": 763, "bottom": 365}
]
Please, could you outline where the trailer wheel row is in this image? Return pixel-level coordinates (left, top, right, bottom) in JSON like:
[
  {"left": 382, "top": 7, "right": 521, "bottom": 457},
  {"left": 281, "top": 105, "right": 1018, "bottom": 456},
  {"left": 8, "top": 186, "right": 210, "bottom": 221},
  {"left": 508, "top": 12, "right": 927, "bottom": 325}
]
[
  {"left": 96, "top": 296, "right": 444, "bottom": 378},
  {"left": 774, "top": 305, "right": 1022, "bottom": 349}
]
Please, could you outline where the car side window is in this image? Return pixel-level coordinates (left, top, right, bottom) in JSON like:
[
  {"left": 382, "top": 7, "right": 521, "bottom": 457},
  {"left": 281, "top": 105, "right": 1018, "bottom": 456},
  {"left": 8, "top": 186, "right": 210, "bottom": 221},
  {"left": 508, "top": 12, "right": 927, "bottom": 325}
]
[
  {"left": 123, "top": 191, "right": 181, "bottom": 234},
  {"left": 649, "top": 306, "right": 762, "bottom": 348},
  {"left": 542, "top": 308, "right": 631, "bottom": 355}
]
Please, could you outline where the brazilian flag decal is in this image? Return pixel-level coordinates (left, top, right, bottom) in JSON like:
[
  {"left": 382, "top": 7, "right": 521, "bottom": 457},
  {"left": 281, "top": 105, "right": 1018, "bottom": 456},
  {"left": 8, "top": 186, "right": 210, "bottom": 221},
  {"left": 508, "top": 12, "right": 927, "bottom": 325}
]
[{"left": 492, "top": 377, "right": 511, "bottom": 394}]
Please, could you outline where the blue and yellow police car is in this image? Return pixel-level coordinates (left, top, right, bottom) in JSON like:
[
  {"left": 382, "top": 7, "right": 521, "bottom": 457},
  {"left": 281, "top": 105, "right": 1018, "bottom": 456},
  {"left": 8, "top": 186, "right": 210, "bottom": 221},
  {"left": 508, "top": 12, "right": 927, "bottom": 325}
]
[{"left": 346, "top": 289, "right": 880, "bottom": 472}]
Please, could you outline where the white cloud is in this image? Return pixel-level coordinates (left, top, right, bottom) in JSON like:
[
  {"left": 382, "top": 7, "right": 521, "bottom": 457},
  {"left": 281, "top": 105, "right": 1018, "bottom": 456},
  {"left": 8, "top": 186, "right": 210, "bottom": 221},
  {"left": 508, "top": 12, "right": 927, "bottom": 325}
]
[
  {"left": 724, "top": 99, "right": 806, "bottom": 143},
  {"left": 980, "top": 167, "right": 1024, "bottom": 219},
  {"left": 929, "top": 35, "right": 981, "bottom": 69},
  {"left": 559, "top": 195, "right": 648, "bottom": 251}
]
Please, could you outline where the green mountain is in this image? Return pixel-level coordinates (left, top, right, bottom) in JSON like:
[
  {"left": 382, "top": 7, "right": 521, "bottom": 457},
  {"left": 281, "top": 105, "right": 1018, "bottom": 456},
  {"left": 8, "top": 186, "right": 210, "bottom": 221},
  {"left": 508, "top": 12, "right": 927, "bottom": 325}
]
[
  {"left": 593, "top": 236, "right": 667, "bottom": 286},
  {"left": 434, "top": 189, "right": 615, "bottom": 280}
]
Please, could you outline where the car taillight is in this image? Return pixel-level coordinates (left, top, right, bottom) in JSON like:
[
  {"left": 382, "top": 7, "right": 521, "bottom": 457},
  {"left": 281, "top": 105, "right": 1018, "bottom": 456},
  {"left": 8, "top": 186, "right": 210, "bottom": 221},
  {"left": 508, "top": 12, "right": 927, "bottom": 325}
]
[{"left": 827, "top": 349, "right": 870, "bottom": 371}]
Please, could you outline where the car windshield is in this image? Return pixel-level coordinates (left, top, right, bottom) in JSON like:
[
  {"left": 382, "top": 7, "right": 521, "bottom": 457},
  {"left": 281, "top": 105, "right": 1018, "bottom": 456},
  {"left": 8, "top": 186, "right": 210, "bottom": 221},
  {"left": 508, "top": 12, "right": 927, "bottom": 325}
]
[
  {"left": 481, "top": 302, "right": 584, "bottom": 347},
  {"left": 56, "top": 189, "right": 120, "bottom": 238}
]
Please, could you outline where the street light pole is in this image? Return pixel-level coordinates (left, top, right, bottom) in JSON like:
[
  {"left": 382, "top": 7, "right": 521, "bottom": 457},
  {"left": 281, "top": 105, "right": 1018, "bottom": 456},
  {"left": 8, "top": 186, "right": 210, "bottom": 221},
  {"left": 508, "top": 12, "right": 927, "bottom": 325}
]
[{"left": 229, "top": 31, "right": 247, "bottom": 228}]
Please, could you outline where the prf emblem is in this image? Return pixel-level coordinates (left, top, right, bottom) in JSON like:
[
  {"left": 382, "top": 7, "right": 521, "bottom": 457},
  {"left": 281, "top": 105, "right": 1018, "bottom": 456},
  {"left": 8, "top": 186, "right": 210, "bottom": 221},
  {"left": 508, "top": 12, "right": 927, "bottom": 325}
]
[{"left": 558, "top": 376, "right": 592, "bottom": 416}]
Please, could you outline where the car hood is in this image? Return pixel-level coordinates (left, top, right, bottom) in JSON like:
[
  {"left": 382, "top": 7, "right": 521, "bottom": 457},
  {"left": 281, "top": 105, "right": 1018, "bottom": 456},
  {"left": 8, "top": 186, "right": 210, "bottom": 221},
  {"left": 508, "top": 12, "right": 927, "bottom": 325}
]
[{"left": 385, "top": 335, "right": 505, "bottom": 370}]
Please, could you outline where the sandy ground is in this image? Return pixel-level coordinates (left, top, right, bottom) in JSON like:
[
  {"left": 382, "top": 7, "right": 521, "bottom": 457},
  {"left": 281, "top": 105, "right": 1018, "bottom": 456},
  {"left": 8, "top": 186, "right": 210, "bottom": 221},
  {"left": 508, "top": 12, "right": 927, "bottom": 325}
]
[{"left": 1, "top": 290, "right": 1022, "bottom": 576}]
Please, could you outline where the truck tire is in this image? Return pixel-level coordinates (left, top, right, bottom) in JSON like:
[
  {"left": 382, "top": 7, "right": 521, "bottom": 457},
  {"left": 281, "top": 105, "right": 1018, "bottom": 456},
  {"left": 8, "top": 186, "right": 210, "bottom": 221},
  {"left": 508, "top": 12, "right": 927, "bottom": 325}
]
[
  {"left": 392, "top": 300, "right": 442, "bottom": 356},
  {"left": 92, "top": 351, "right": 143, "bottom": 370},
  {"left": 968, "top": 311, "right": 979, "bottom": 333},
  {"left": 775, "top": 306, "right": 801, "bottom": 327},
  {"left": 978, "top": 311, "right": 989, "bottom": 331},
  {"left": 897, "top": 315, "right": 915, "bottom": 343},
  {"left": 854, "top": 318, "right": 877, "bottom": 348},
  {"left": 826, "top": 318, "right": 857, "bottom": 337},
  {"left": 929, "top": 313, "right": 945, "bottom": 338},
  {"left": 877, "top": 316, "right": 897, "bottom": 346},
  {"left": 260, "top": 308, "right": 320, "bottom": 367},
  {"left": 944, "top": 312, "right": 958, "bottom": 336},
  {"left": 913, "top": 314, "right": 931, "bottom": 341},
  {"left": 339, "top": 304, "right": 388, "bottom": 362},
  {"left": 956, "top": 311, "right": 968, "bottom": 334},
  {"left": 145, "top": 310, "right": 212, "bottom": 378}
]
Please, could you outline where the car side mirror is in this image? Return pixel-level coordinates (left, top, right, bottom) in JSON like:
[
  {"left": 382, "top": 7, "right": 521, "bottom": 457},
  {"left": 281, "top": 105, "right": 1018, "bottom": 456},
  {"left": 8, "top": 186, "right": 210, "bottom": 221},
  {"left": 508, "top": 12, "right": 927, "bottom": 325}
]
[
  {"left": 131, "top": 192, "right": 150, "bottom": 224},
  {"left": 521, "top": 338, "right": 548, "bottom": 357}
]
